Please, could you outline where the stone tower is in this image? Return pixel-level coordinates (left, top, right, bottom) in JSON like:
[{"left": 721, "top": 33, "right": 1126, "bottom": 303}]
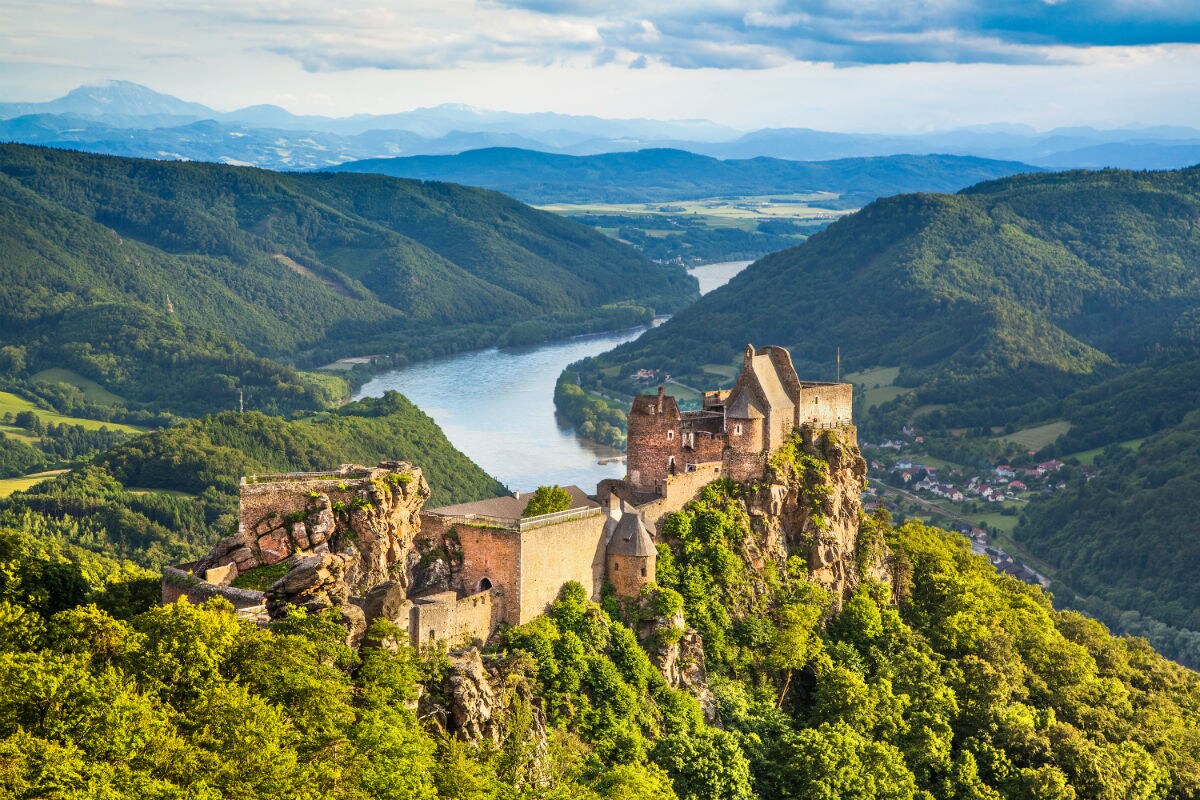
[{"left": 606, "top": 505, "right": 656, "bottom": 597}]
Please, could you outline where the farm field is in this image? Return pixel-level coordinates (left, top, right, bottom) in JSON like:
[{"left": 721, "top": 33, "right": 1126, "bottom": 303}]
[
  {"left": 844, "top": 366, "right": 910, "bottom": 408},
  {"left": 0, "top": 469, "right": 68, "bottom": 498},
  {"left": 998, "top": 420, "right": 1072, "bottom": 451},
  {"left": 31, "top": 367, "right": 125, "bottom": 405},
  {"left": 536, "top": 193, "right": 849, "bottom": 225},
  {"left": 0, "top": 391, "right": 147, "bottom": 434}
]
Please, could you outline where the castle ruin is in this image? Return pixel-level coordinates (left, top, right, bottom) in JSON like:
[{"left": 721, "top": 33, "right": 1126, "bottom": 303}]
[{"left": 163, "top": 344, "right": 853, "bottom": 651}]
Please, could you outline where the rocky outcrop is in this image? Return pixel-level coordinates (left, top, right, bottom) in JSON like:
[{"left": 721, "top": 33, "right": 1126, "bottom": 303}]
[
  {"left": 745, "top": 425, "right": 883, "bottom": 607},
  {"left": 639, "top": 609, "right": 719, "bottom": 725},
  {"left": 421, "top": 648, "right": 551, "bottom": 788}
]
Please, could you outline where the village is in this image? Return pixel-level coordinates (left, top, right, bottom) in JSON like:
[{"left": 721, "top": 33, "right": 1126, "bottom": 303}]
[{"left": 855, "top": 428, "right": 1090, "bottom": 588}]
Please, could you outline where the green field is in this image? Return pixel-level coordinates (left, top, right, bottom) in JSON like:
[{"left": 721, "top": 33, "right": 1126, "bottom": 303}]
[
  {"left": 0, "top": 391, "right": 147, "bottom": 434},
  {"left": 844, "top": 366, "right": 901, "bottom": 386},
  {"left": 0, "top": 469, "right": 68, "bottom": 498},
  {"left": 702, "top": 363, "right": 738, "bottom": 380},
  {"left": 31, "top": 368, "right": 125, "bottom": 405},
  {"left": 998, "top": 420, "right": 1072, "bottom": 451},
  {"left": 1065, "top": 437, "right": 1147, "bottom": 466},
  {"left": 537, "top": 193, "right": 850, "bottom": 227},
  {"left": 972, "top": 511, "right": 1021, "bottom": 535},
  {"left": 845, "top": 366, "right": 909, "bottom": 408}
]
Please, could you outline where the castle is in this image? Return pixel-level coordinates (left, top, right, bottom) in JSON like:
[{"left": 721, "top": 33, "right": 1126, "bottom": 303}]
[{"left": 163, "top": 344, "right": 852, "bottom": 650}]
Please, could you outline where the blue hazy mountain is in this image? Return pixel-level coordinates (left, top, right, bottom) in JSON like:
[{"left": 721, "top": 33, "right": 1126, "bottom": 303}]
[
  {"left": 3, "top": 81, "right": 1200, "bottom": 170},
  {"left": 327, "top": 147, "right": 1044, "bottom": 205}
]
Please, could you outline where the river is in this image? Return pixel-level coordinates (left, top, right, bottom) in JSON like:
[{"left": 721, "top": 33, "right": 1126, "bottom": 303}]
[{"left": 353, "top": 260, "right": 751, "bottom": 491}]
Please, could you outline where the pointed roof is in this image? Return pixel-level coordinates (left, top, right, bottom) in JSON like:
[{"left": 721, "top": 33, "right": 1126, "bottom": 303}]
[
  {"left": 725, "top": 389, "right": 764, "bottom": 420},
  {"left": 607, "top": 510, "right": 655, "bottom": 557}
]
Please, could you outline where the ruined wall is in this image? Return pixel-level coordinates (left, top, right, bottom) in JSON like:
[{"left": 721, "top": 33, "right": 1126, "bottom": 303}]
[
  {"left": 454, "top": 589, "right": 505, "bottom": 645},
  {"left": 725, "top": 416, "right": 767, "bottom": 483},
  {"left": 431, "top": 518, "right": 522, "bottom": 621},
  {"left": 407, "top": 588, "right": 506, "bottom": 649},
  {"left": 161, "top": 564, "right": 265, "bottom": 610},
  {"left": 196, "top": 464, "right": 430, "bottom": 596},
  {"left": 621, "top": 462, "right": 725, "bottom": 531},
  {"left": 797, "top": 384, "right": 854, "bottom": 427},
  {"left": 518, "top": 514, "right": 607, "bottom": 623}
]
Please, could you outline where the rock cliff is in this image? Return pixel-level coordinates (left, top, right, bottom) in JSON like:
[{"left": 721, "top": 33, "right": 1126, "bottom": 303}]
[{"left": 745, "top": 425, "right": 886, "bottom": 607}]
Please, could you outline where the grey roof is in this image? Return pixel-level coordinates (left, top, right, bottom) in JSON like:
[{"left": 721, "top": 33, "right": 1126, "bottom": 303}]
[
  {"left": 428, "top": 485, "right": 597, "bottom": 518},
  {"left": 726, "top": 389, "right": 764, "bottom": 420},
  {"left": 607, "top": 511, "right": 655, "bottom": 557},
  {"left": 751, "top": 354, "right": 793, "bottom": 410}
]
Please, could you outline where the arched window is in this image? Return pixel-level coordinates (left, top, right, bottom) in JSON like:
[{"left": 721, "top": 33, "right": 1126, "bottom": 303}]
[{"left": 479, "top": 577, "right": 493, "bottom": 591}]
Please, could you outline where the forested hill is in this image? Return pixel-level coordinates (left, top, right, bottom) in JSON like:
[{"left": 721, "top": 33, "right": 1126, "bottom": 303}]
[
  {"left": 572, "top": 166, "right": 1200, "bottom": 424},
  {"left": 328, "top": 147, "right": 1043, "bottom": 205},
  {"left": 0, "top": 143, "right": 695, "bottom": 414},
  {"left": 0, "top": 392, "right": 507, "bottom": 569}
]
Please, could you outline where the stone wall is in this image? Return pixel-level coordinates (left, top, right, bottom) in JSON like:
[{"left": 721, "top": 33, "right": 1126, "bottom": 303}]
[
  {"left": 161, "top": 564, "right": 265, "bottom": 610},
  {"left": 798, "top": 383, "right": 854, "bottom": 427},
  {"left": 195, "top": 463, "right": 429, "bottom": 596},
  {"left": 517, "top": 514, "right": 607, "bottom": 623},
  {"left": 422, "top": 515, "right": 523, "bottom": 620},
  {"left": 407, "top": 588, "right": 505, "bottom": 649},
  {"left": 607, "top": 461, "right": 725, "bottom": 531}
]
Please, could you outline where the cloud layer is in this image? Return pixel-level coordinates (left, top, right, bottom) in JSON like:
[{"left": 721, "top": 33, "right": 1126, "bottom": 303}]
[{"left": 204, "top": 0, "right": 1200, "bottom": 72}]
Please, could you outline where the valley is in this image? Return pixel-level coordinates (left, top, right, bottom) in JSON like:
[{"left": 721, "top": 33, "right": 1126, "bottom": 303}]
[{"left": 5, "top": 9, "right": 1200, "bottom": 799}]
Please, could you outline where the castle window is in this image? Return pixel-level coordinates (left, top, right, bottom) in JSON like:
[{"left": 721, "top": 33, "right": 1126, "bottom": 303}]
[
  {"left": 479, "top": 577, "right": 492, "bottom": 591},
  {"left": 685, "top": 463, "right": 697, "bottom": 473},
  {"left": 734, "top": 424, "right": 743, "bottom": 435},
  {"left": 667, "top": 430, "right": 675, "bottom": 441},
  {"left": 814, "top": 397, "right": 819, "bottom": 404},
  {"left": 428, "top": 630, "right": 436, "bottom": 641},
  {"left": 613, "top": 562, "right": 619, "bottom": 572},
  {"left": 641, "top": 566, "right": 647, "bottom": 577}
]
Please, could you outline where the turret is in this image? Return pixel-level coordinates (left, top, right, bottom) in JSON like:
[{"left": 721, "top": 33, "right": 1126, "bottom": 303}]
[{"left": 605, "top": 504, "right": 656, "bottom": 597}]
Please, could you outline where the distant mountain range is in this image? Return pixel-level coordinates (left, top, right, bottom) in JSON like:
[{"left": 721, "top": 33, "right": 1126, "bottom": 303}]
[
  {"left": 3, "top": 81, "right": 1200, "bottom": 171},
  {"left": 327, "top": 148, "right": 1044, "bottom": 206}
]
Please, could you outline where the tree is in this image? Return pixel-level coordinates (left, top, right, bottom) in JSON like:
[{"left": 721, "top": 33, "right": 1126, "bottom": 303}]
[{"left": 523, "top": 485, "right": 573, "bottom": 517}]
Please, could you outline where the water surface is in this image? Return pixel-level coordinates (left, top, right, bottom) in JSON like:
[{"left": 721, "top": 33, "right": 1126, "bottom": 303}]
[{"left": 354, "top": 259, "right": 751, "bottom": 491}]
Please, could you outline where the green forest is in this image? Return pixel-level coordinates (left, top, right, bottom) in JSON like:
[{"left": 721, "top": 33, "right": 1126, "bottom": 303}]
[
  {"left": 0, "top": 143, "right": 696, "bottom": 416},
  {"left": 2, "top": 479, "right": 1197, "bottom": 798}
]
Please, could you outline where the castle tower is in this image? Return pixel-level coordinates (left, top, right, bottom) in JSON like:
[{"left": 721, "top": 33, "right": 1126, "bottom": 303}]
[
  {"left": 625, "top": 385, "right": 683, "bottom": 494},
  {"left": 606, "top": 505, "right": 656, "bottom": 597}
]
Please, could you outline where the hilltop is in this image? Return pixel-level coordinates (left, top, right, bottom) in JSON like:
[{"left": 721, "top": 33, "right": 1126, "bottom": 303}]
[
  {"left": 0, "top": 143, "right": 694, "bottom": 415},
  {"left": 570, "top": 167, "right": 1200, "bottom": 425},
  {"left": 561, "top": 165, "right": 1200, "bottom": 661}
]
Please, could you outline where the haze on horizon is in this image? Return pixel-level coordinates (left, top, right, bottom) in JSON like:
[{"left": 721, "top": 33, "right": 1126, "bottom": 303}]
[{"left": 2, "top": 0, "right": 1200, "bottom": 133}]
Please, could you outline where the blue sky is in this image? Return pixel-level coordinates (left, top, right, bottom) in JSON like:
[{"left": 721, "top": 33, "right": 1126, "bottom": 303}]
[{"left": 2, "top": 0, "right": 1200, "bottom": 130}]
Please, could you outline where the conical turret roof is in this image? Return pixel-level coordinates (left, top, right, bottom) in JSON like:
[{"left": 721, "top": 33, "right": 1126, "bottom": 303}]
[{"left": 607, "top": 509, "right": 655, "bottom": 557}]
